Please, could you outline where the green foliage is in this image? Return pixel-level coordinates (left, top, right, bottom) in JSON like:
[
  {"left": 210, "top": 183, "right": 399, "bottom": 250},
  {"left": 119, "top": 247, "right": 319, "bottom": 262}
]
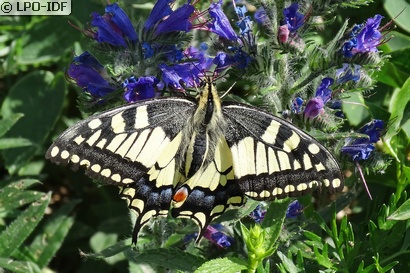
[
  {"left": 0, "top": 179, "right": 76, "bottom": 272},
  {"left": 1, "top": 0, "right": 410, "bottom": 272}
]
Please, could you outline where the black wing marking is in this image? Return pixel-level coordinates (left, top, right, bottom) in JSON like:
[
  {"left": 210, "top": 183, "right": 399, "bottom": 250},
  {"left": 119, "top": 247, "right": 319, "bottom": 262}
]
[
  {"left": 222, "top": 102, "right": 343, "bottom": 200},
  {"left": 46, "top": 97, "right": 196, "bottom": 242},
  {"left": 171, "top": 136, "right": 244, "bottom": 241}
]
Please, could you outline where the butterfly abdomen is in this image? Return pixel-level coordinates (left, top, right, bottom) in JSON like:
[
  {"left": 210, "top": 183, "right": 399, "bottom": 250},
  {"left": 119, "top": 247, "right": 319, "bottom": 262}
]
[{"left": 180, "top": 80, "right": 226, "bottom": 177}]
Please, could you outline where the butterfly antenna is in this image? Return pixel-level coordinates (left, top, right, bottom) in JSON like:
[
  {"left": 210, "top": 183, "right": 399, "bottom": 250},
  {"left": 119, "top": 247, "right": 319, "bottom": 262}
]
[
  {"left": 356, "top": 161, "right": 373, "bottom": 200},
  {"left": 220, "top": 80, "right": 237, "bottom": 99}
]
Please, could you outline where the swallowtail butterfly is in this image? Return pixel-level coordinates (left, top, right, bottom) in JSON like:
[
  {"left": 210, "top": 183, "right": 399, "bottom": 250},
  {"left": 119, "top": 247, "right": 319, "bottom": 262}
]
[{"left": 46, "top": 78, "right": 343, "bottom": 243}]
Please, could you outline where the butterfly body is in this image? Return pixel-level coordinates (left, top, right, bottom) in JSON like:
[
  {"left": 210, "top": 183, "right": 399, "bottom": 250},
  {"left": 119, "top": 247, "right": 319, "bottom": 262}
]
[{"left": 47, "top": 79, "right": 343, "bottom": 243}]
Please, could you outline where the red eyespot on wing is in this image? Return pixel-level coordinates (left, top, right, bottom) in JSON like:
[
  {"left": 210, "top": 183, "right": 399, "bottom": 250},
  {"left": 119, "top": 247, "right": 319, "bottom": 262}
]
[{"left": 173, "top": 187, "right": 188, "bottom": 202}]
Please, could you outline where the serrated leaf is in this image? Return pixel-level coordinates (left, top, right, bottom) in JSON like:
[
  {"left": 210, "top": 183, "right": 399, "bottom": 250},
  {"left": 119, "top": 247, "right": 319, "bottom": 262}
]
[
  {"left": 0, "top": 258, "right": 42, "bottom": 273},
  {"left": 0, "top": 137, "right": 33, "bottom": 149},
  {"left": 0, "top": 113, "right": 24, "bottom": 137},
  {"left": 195, "top": 257, "right": 247, "bottom": 273},
  {"left": 83, "top": 239, "right": 132, "bottom": 260},
  {"left": 0, "top": 179, "right": 41, "bottom": 193},
  {"left": 0, "top": 192, "right": 51, "bottom": 257},
  {"left": 1, "top": 71, "right": 66, "bottom": 174},
  {"left": 21, "top": 200, "right": 79, "bottom": 268},
  {"left": 261, "top": 199, "right": 290, "bottom": 251},
  {"left": 124, "top": 247, "right": 206, "bottom": 272},
  {"left": 387, "top": 198, "right": 410, "bottom": 220},
  {"left": 0, "top": 179, "right": 43, "bottom": 210}
]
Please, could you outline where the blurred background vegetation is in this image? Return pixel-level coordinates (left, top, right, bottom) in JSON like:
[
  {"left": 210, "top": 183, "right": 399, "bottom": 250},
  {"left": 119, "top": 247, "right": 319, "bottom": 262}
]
[{"left": 1, "top": 0, "right": 410, "bottom": 272}]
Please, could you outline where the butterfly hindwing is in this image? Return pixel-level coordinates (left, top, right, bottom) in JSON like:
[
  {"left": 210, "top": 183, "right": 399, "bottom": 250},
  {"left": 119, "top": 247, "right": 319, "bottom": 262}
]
[
  {"left": 171, "top": 136, "right": 244, "bottom": 239},
  {"left": 222, "top": 102, "right": 343, "bottom": 200}
]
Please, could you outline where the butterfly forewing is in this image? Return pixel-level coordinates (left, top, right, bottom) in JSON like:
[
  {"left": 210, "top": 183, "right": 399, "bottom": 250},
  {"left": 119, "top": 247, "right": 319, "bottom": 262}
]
[
  {"left": 222, "top": 102, "right": 343, "bottom": 200},
  {"left": 46, "top": 98, "right": 196, "bottom": 241}
]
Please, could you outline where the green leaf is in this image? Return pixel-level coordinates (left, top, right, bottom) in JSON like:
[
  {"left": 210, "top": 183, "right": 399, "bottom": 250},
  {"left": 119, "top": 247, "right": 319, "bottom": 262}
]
[
  {"left": 195, "top": 257, "right": 248, "bottom": 273},
  {"left": 383, "top": 0, "right": 410, "bottom": 33},
  {"left": 261, "top": 199, "right": 291, "bottom": 251},
  {"left": 15, "top": 16, "right": 82, "bottom": 64},
  {"left": 87, "top": 231, "right": 125, "bottom": 265},
  {"left": 124, "top": 247, "right": 206, "bottom": 272},
  {"left": 0, "top": 178, "right": 41, "bottom": 191},
  {"left": 376, "top": 62, "right": 409, "bottom": 88},
  {"left": 0, "top": 113, "right": 24, "bottom": 137},
  {"left": 390, "top": 48, "right": 410, "bottom": 74},
  {"left": 22, "top": 200, "right": 78, "bottom": 268},
  {"left": 386, "top": 31, "right": 410, "bottom": 52},
  {"left": 313, "top": 243, "right": 335, "bottom": 269},
  {"left": 0, "top": 137, "right": 33, "bottom": 150},
  {"left": 276, "top": 251, "right": 300, "bottom": 273},
  {"left": 385, "top": 78, "right": 410, "bottom": 161},
  {"left": 0, "top": 258, "right": 42, "bottom": 273},
  {"left": 0, "top": 179, "right": 43, "bottom": 211},
  {"left": 83, "top": 239, "right": 131, "bottom": 260},
  {"left": 343, "top": 93, "right": 369, "bottom": 126},
  {"left": 387, "top": 198, "right": 410, "bottom": 220},
  {"left": 1, "top": 70, "right": 66, "bottom": 174},
  {"left": 0, "top": 192, "right": 51, "bottom": 257}
]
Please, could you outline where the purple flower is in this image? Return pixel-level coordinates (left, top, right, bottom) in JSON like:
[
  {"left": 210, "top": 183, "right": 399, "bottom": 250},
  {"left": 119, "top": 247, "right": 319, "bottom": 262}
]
[
  {"left": 154, "top": 4, "right": 195, "bottom": 35},
  {"left": 164, "top": 45, "right": 184, "bottom": 62},
  {"left": 249, "top": 204, "right": 266, "bottom": 223},
  {"left": 291, "top": 97, "right": 304, "bottom": 114},
  {"left": 141, "top": 43, "right": 183, "bottom": 62},
  {"left": 341, "top": 119, "right": 384, "bottom": 161},
  {"left": 341, "top": 144, "right": 375, "bottom": 161},
  {"left": 159, "top": 63, "right": 204, "bottom": 90},
  {"left": 304, "top": 78, "right": 334, "bottom": 119},
  {"left": 67, "top": 51, "right": 116, "bottom": 97},
  {"left": 144, "top": 0, "right": 174, "bottom": 30},
  {"left": 304, "top": 97, "right": 325, "bottom": 119},
  {"left": 341, "top": 15, "right": 385, "bottom": 57},
  {"left": 184, "top": 45, "right": 214, "bottom": 70},
  {"left": 213, "top": 47, "right": 252, "bottom": 72},
  {"left": 254, "top": 7, "right": 267, "bottom": 25},
  {"left": 315, "top": 77, "right": 333, "bottom": 102},
  {"left": 207, "top": 0, "right": 238, "bottom": 41},
  {"left": 143, "top": 0, "right": 195, "bottom": 36},
  {"left": 184, "top": 224, "right": 233, "bottom": 248},
  {"left": 202, "top": 224, "right": 233, "bottom": 248},
  {"left": 282, "top": 3, "right": 305, "bottom": 32},
  {"left": 235, "top": 6, "right": 252, "bottom": 37},
  {"left": 336, "top": 63, "right": 361, "bottom": 84},
  {"left": 341, "top": 39, "right": 357, "bottom": 58},
  {"left": 142, "top": 42, "right": 154, "bottom": 59},
  {"left": 122, "top": 76, "right": 159, "bottom": 103},
  {"left": 355, "top": 15, "right": 384, "bottom": 53},
  {"left": 90, "top": 3, "right": 138, "bottom": 47},
  {"left": 286, "top": 200, "right": 303, "bottom": 219},
  {"left": 358, "top": 119, "right": 384, "bottom": 143}
]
